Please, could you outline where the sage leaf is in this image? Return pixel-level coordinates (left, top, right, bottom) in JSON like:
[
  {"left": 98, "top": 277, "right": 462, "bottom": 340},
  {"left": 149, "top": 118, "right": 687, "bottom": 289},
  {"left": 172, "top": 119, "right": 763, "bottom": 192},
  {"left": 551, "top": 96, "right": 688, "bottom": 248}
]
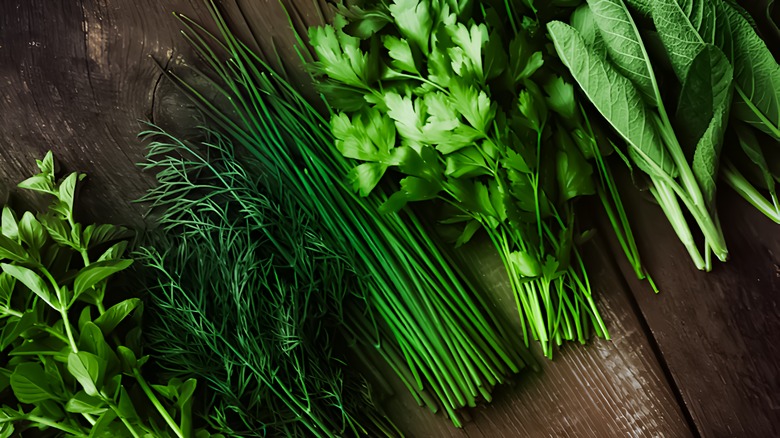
[
  {"left": 734, "top": 123, "right": 777, "bottom": 200},
  {"left": 676, "top": 45, "right": 735, "bottom": 199},
  {"left": 654, "top": 0, "right": 780, "bottom": 139},
  {"left": 588, "top": 0, "right": 658, "bottom": 105},
  {"left": 547, "top": 21, "right": 676, "bottom": 178}
]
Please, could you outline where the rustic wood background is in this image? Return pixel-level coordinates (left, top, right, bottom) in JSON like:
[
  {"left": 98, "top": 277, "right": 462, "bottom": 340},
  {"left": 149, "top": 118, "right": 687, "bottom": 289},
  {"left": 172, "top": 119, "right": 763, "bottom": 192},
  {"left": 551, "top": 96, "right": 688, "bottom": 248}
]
[{"left": 1, "top": 0, "right": 778, "bottom": 436}]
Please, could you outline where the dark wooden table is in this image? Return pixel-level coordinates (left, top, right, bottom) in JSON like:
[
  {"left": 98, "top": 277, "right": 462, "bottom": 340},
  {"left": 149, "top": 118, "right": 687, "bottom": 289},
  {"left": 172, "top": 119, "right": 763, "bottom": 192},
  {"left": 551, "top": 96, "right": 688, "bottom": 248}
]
[{"left": 1, "top": 1, "right": 778, "bottom": 436}]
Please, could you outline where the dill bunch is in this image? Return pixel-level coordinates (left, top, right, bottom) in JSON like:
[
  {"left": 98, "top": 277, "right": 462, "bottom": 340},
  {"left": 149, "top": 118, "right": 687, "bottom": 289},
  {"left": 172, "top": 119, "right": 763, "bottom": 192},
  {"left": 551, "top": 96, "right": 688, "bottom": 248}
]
[{"left": 138, "top": 127, "right": 401, "bottom": 437}]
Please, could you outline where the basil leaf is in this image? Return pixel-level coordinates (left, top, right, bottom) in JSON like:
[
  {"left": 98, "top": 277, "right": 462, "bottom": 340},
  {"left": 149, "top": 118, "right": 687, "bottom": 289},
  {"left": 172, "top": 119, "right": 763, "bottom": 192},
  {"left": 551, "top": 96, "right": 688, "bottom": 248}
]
[
  {"left": 73, "top": 259, "right": 133, "bottom": 298},
  {"left": 10, "top": 362, "right": 59, "bottom": 403},
  {"left": 1, "top": 264, "right": 56, "bottom": 310}
]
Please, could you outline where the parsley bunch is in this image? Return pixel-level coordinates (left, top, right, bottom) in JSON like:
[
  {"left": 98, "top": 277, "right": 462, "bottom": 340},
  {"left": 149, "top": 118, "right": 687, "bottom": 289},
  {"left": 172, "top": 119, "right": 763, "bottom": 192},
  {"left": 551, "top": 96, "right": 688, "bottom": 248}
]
[{"left": 308, "top": 0, "right": 643, "bottom": 355}]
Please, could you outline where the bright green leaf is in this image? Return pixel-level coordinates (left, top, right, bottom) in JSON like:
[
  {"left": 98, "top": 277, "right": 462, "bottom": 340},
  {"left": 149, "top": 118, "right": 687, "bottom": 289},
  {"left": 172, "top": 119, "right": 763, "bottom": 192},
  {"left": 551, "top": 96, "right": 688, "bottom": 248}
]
[
  {"left": 1, "top": 264, "right": 56, "bottom": 309},
  {"left": 73, "top": 259, "right": 133, "bottom": 298},
  {"left": 67, "top": 351, "right": 103, "bottom": 397},
  {"left": 66, "top": 390, "right": 108, "bottom": 414},
  {"left": 94, "top": 298, "right": 140, "bottom": 336},
  {"left": 10, "top": 362, "right": 58, "bottom": 403}
]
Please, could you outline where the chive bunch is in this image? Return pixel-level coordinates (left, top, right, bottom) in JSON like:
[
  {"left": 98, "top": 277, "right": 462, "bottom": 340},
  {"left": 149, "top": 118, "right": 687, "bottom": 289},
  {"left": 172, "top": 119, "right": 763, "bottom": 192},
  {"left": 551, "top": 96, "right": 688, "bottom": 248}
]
[{"left": 150, "top": 2, "right": 529, "bottom": 426}]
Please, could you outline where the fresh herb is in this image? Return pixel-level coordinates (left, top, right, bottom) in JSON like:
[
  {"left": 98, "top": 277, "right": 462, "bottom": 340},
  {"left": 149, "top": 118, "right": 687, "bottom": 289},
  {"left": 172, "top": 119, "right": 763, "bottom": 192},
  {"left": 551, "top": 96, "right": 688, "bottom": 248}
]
[
  {"left": 138, "top": 127, "right": 401, "bottom": 437},
  {"left": 549, "top": 0, "right": 780, "bottom": 265},
  {"left": 307, "top": 0, "right": 647, "bottom": 355},
  {"left": 152, "top": 2, "right": 528, "bottom": 427},
  {"left": 0, "top": 152, "right": 201, "bottom": 438}
]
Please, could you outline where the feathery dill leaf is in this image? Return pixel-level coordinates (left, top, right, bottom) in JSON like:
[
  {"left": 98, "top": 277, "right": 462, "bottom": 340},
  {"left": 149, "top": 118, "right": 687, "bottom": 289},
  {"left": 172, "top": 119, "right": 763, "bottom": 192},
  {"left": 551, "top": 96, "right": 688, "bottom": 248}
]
[{"left": 139, "top": 126, "right": 400, "bottom": 437}]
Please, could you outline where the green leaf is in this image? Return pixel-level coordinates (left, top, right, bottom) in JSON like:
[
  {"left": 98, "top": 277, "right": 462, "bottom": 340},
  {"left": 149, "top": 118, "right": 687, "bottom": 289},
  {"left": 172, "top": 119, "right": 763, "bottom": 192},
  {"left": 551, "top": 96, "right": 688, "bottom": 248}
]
[
  {"left": 10, "top": 362, "right": 59, "bottom": 403},
  {"left": 67, "top": 351, "right": 103, "bottom": 397},
  {"left": 588, "top": 0, "right": 659, "bottom": 105},
  {"left": 388, "top": 0, "right": 431, "bottom": 53},
  {"left": 97, "top": 241, "right": 129, "bottom": 262},
  {"left": 58, "top": 172, "right": 79, "bottom": 212},
  {"left": 88, "top": 409, "right": 119, "bottom": 438},
  {"left": 571, "top": 4, "right": 607, "bottom": 58},
  {"left": 449, "top": 82, "right": 496, "bottom": 134},
  {"left": 445, "top": 147, "right": 491, "bottom": 178},
  {"left": 383, "top": 35, "right": 419, "bottom": 74},
  {"left": 347, "top": 162, "right": 388, "bottom": 197},
  {"left": 17, "top": 175, "right": 54, "bottom": 194},
  {"left": 18, "top": 211, "right": 47, "bottom": 252},
  {"left": 676, "top": 45, "right": 734, "bottom": 208},
  {"left": 735, "top": 123, "right": 777, "bottom": 199},
  {"left": 547, "top": 21, "right": 676, "bottom": 177},
  {"left": 152, "top": 383, "right": 177, "bottom": 401},
  {"left": 0, "top": 234, "right": 29, "bottom": 262},
  {"left": 447, "top": 22, "right": 489, "bottom": 80},
  {"left": 651, "top": 0, "right": 718, "bottom": 80},
  {"left": 116, "top": 387, "right": 139, "bottom": 421},
  {"left": 94, "top": 298, "right": 141, "bottom": 335},
  {"left": 0, "top": 271, "right": 15, "bottom": 304},
  {"left": 1, "top": 264, "right": 56, "bottom": 309},
  {"left": 116, "top": 345, "right": 137, "bottom": 372},
  {"left": 66, "top": 390, "right": 108, "bottom": 414},
  {"left": 0, "top": 311, "right": 36, "bottom": 350},
  {"left": 384, "top": 92, "right": 426, "bottom": 141},
  {"left": 37, "top": 151, "right": 55, "bottom": 175},
  {"left": 509, "top": 251, "right": 542, "bottom": 277},
  {"left": 555, "top": 129, "right": 596, "bottom": 202},
  {"left": 82, "top": 224, "right": 132, "bottom": 248},
  {"left": 73, "top": 259, "right": 133, "bottom": 298},
  {"left": 309, "top": 22, "right": 371, "bottom": 88},
  {"left": 79, "top": 322, "right": 117, "bottom": 378},
  {"left": 1, "top": 207, "right": 18, "bottom": 241},
  {"left": 544, "top": 76, "right": 577, "bottom": 121},
  {"left": 176, "top": 378, "right": 197, "bottom": 409},
  {"left": 9, "top": 336, "right": 68, "bottom": 356},
  {"left": 454, "top": 220, "right": 482, "bottom": 247},
  {"left": 380, "top": 176, "right": 441, "bottom": 213},
  {"left": 654, "top": 0, "right": 780, "bottom": 139},
  {"left": 39, "top": 214, "right": 72, "bottom": 248}
]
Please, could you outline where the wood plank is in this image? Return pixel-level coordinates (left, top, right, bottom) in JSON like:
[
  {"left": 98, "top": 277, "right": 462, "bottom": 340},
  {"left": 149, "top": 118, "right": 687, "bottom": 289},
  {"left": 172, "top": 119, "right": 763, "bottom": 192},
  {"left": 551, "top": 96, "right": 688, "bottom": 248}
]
[
  {"left": 600, "top": 172, "right": 780, "bottom": 437},
  {"left": 382, "top": 231, "right": 693, "bottom": 437}
]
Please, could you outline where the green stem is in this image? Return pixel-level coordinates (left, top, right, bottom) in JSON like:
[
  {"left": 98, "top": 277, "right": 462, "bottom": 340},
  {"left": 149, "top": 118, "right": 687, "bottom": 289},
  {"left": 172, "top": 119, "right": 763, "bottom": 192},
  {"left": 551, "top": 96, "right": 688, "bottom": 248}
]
[
  {"left": 649, "top": 182, "right": 706, "bottom": 270},
  {"left": 722, "top": 161, "right": 780, "bottom": 223},
  {"left": 105, "top": 401, "right": 142, "bottom": 438},
  {"left": 22, "top": 414, "right": 86, "bottom": 436},
  {"left": 132, "top": 371, "right": 184, "bottom": 438}
]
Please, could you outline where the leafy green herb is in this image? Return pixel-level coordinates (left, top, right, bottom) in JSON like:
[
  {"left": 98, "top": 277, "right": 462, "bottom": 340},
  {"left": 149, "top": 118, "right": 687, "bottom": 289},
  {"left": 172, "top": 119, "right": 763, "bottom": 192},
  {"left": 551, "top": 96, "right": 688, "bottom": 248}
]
[
  {"left": 549, "top": 0, "right": 734, "bottom": 270},
  {"left": 0, "top": 153, "right": 206, "bottom": 437}
]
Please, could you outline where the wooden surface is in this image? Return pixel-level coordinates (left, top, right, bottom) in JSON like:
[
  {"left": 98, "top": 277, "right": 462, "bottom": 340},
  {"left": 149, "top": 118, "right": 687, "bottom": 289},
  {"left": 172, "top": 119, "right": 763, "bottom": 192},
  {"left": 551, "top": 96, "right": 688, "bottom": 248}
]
[{"left": 1, "top": 0, "right": 778, "bottom": 437}]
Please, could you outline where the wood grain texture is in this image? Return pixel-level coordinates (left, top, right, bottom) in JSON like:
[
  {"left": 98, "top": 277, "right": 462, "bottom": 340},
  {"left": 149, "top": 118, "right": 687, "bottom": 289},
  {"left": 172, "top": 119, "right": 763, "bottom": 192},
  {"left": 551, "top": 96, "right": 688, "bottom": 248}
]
[{"left": 600, "top": 172, "right": 780, "bottom": 437}]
